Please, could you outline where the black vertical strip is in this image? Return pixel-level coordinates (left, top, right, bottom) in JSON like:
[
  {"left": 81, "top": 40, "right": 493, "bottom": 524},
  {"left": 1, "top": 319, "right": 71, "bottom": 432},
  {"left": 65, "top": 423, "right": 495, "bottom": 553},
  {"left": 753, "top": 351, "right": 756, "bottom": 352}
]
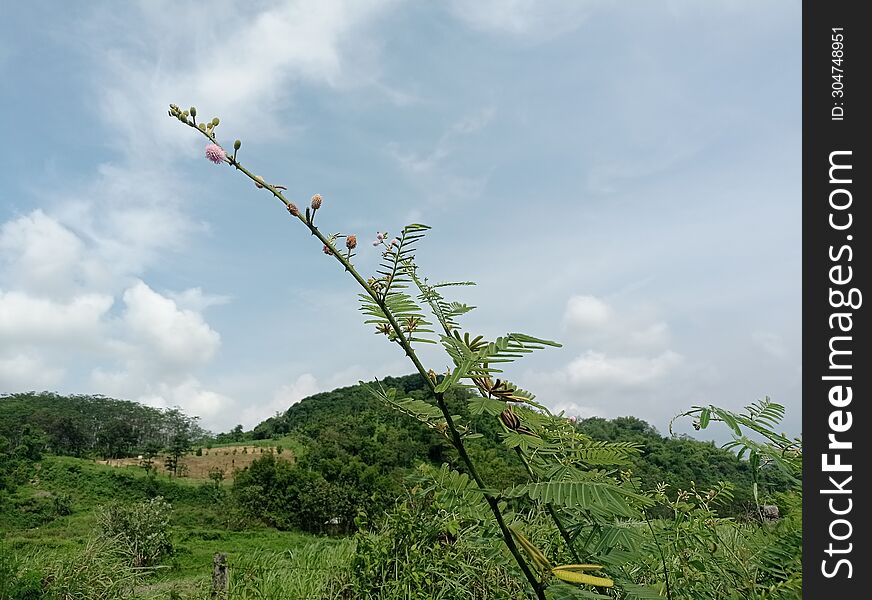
[{"left": 804, "top": 1, "right": 869, "bottom": 596}]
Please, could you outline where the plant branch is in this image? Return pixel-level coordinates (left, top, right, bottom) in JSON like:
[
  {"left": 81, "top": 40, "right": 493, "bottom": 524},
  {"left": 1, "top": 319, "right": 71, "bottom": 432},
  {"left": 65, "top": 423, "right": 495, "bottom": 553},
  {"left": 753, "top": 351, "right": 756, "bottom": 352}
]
[{"left": 178, "top": 118, "right": 545, "bottom": 599}]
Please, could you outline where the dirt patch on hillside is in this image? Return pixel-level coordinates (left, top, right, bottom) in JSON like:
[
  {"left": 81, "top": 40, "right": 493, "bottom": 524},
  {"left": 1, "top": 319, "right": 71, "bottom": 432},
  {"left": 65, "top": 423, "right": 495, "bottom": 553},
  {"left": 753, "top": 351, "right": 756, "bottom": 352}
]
[{"left": 101, "top": 445, "right": 293, "bottom": 480}]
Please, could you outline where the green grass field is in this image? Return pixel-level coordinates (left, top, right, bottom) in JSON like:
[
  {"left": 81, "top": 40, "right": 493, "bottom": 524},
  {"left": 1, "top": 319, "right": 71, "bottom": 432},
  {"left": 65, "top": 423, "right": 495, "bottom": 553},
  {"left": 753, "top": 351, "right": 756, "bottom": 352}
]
[{"left": 1, "top": 455, "right": 351, "bottom": 599}]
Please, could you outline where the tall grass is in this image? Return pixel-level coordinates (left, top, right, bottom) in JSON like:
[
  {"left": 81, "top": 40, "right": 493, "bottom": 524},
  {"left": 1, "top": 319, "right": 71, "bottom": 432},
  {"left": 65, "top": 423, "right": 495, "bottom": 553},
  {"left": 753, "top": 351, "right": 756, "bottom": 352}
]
[{"left": 225, "top": 539, "right": 354, "bottom": 599}]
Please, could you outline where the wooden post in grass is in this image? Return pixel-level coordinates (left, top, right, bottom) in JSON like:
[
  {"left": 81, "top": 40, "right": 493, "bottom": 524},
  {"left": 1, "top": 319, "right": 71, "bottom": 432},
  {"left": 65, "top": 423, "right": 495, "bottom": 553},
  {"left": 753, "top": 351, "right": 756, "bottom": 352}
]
[{"left": 211, "top": 552, "right": 228, "bottom": 598}]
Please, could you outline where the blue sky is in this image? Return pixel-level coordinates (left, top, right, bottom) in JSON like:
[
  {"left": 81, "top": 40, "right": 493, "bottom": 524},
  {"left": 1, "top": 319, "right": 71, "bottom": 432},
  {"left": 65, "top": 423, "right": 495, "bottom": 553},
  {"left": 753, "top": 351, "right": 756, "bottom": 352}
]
[{"left": 0, "top": 0, "right": 800, "bottom": 438}]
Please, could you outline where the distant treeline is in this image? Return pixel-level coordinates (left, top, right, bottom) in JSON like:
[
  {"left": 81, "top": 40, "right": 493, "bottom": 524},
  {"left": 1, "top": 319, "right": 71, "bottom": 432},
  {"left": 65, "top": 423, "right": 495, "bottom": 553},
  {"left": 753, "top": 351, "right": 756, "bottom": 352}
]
[{"left": 0, "top": 392, "right": 208, "bottom": 459}]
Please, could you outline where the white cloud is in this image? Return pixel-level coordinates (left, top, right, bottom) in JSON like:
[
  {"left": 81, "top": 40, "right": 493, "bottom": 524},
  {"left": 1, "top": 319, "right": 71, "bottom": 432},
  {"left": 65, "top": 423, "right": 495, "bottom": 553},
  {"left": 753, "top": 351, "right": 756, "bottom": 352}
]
[
  {"left": 562, "top": 294, "right": 672, "bottom": 352},
  {"left": 0, "top": 210, "right": 83, "bottom": 295},
  {"left": 526, "top": 294, "right": 690, "bottom": 424},
  {"left": 233, "top": 373, "right": 321, "bottom": 427},
  {"left": 121, "top": 280, "right": 221, "bottom": 371},
  {"left": 564, "top": 349, "right": 684, "bottom": 390},
  {"left": 87, "top": 0, "right": 401, "bottom": 158},
  {"left": 0, "top": 290, "right": 113, "bottom": 345},
  {"left": 448, "top": 0, "right": 599, "bottom": 39},
  {"left": 0, "top": 354, "right": 65, "bottom": 391},
  {"left": 563, "top": 295, "right": 612, "bottom": 331},
  {"left": 168, "top": 288, "right": 231, "bottom": 312},
  {"left": 137, "top": 378, "right": 235, "bottom": 421}
]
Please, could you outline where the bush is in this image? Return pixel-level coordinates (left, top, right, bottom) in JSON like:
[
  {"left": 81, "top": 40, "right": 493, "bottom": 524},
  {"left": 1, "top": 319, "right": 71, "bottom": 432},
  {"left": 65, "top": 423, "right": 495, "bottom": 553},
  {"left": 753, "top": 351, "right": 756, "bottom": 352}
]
[
  {"left": 349, "top": 496, "right": 525, "bottom": 599},
  {"left": 97, "top": 496, "right": 174, "bottom": 567},
  {"left": 232, "top": 454, "right": 340, "bottom": 533}
]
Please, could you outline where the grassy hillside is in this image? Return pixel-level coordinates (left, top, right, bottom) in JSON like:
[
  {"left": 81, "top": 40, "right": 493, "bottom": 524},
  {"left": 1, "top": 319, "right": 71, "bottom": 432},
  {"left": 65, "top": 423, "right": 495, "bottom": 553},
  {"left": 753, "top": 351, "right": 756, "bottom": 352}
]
[{"left": 1, "top": 454, "right": 350, "bottom": 599}]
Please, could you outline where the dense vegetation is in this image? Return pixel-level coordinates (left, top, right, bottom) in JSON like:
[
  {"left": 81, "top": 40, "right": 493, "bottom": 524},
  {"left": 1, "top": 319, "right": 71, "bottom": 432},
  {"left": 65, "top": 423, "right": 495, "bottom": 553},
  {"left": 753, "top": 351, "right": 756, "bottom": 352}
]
[
  {"left": 0, "top": 392, "right": 208, "bottom": 459},
  {"left": 1, "top": 378, "right": 800, "bottom": 599}
]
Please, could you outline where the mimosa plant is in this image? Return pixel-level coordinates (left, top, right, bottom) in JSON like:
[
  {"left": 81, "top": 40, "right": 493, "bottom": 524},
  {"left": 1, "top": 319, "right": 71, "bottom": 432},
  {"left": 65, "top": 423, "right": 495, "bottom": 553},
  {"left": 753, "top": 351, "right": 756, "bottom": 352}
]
[{"left": 168, "top": 104, "right": 659, "bottom": 599}]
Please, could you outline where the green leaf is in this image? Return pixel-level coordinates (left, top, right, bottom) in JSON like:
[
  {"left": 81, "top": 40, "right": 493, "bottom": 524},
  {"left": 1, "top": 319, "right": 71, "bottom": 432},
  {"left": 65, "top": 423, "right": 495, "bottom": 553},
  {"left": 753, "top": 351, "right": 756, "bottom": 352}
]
[
  {"left": 467, "top": 396, "right": 506, "bottom": 416},
  {"left": 699, "top": 407, "right": 710, "bottom": 429},
  {"left": 619, "top": 583, "right": 664, "bottom": 599},
  {"left": 505, "top": 481, "right": 653, "bottom": 518}
]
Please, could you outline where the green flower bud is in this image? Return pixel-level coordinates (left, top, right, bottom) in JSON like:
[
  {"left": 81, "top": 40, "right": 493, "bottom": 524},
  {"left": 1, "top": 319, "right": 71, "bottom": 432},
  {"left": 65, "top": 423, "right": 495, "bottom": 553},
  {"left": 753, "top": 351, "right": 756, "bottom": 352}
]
[
  {"left": 211, "top": 117, "right": 220, "bottom": 126},
  {"left": 198, "top": 123, "right": 206, "bottom": 131},
  {"left": 189, "top": 106, "right": 197, "bottom": 117},
  {"left": 233, "top": 139, "right": 241, "bottom": 151}
]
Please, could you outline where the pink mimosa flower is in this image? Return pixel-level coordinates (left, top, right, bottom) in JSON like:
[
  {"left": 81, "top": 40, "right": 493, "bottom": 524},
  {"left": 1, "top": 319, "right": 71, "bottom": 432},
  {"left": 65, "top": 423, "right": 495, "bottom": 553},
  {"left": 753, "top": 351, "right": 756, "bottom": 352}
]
[{"left": 205, "top": 144, "right": 226, "bottom": 164}]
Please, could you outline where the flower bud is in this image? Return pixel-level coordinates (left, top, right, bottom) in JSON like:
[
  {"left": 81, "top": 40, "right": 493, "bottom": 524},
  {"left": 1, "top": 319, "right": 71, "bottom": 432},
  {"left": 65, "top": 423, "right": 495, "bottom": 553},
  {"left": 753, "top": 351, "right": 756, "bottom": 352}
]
[
  {"left": 346, "top": 235, "right": 357, "bottom": 250},
  {"left": 233, "top": 139, "right": 241, "bottom": 151},
  {"left": 499, "top": 408, "right": 521, "bottom": 430},
  {"left": 189, "top": 106, "right": 197, "bottom": 117},
  {"left": 322, "top": 244, "right": 333, "bottom": 255},
  {"left": 310, "top": 193, "right": 323, "bottom": 210},
  {"left": 254, "top": 176, "right": 265, "bottom": 189},
  {"left": 198, "top": 123, "right": 206, "bottom": 131},
  {"left": 211, "top": 117, "right": 220, "bottom": 126},
  {"left": 287, "top": 203, "right": 299, "bottom": 216}
]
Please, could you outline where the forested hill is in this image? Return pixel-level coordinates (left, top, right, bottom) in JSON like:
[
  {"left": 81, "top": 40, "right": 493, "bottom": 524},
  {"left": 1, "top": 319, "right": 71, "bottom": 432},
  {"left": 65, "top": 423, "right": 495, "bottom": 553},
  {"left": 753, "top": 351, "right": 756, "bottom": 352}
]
[
  {"left": 249, "top": 374, "right": 789, "bottom": 509},
  {"left": 0, "top": 392, "right": 207, "bottom": 459}
]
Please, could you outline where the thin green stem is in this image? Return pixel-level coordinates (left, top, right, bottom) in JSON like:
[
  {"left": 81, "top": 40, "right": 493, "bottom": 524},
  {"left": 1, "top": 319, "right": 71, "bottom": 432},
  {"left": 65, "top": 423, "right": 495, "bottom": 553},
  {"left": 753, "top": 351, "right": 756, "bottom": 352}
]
[{"left": 644, "top": 515, "right": 673, "bottom": 600}]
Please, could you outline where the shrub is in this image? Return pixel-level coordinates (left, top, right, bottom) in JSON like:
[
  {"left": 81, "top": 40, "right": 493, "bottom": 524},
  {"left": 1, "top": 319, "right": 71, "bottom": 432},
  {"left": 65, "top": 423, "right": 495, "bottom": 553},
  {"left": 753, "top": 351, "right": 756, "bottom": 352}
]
[{"left": 97, "top": 496, "right": 174, "bottom": 567}]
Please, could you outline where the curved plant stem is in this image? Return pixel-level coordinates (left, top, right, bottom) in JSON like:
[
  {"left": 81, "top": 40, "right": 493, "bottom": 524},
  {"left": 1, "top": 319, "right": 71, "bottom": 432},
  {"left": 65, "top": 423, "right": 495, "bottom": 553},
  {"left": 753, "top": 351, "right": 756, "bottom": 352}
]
[{"left": 181, "top": 122, "right": 545, "bottom": 599}]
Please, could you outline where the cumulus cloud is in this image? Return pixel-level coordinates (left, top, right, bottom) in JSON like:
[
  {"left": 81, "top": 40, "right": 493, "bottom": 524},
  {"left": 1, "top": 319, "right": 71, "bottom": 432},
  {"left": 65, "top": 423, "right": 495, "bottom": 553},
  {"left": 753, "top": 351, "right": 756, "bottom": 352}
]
[
  {"left": 136, "top": 378, "right": 235, "bottom": 421},
  {"left": 527, "top": 294, "right": 692, "bottom": 424},
  {"left": 0, "top": 210, "right": 91, "bottom": 298},
  {"left": 121, "top": 281, "right": 221, "bottom": 370},
  {"left": 0, "top": 290, "right": 113, "bottom": 345}
]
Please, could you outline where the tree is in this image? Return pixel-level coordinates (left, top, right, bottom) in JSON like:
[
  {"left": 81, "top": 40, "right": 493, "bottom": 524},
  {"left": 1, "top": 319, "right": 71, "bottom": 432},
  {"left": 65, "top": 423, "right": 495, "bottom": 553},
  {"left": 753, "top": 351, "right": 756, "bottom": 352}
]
[{"left": 164, "top": 432, "right": 191, "bottom": 478}]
